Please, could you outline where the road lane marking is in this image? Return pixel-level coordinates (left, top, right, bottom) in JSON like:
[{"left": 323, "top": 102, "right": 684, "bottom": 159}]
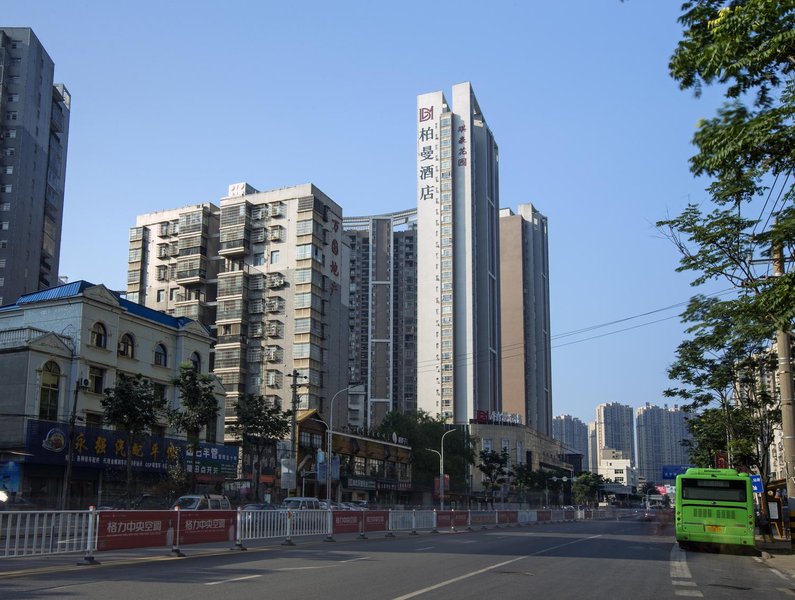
[
  {"left": 415, "top": 547, "right": 434, "bottom": 551},
  {"left": 674, "top": 591, "right": 703, "bottom": 597},
  {"left": 672, "top": 581, "right": 696, "bottom": 587},
  {"left": 391, "top": 534, "right": 602, "bottom": 600},
  {"left": 206, "top": 574, "right": 262, "bottom": 586},
  {"left": 669, "top": 545, "right": 692, "bottom": 580}
]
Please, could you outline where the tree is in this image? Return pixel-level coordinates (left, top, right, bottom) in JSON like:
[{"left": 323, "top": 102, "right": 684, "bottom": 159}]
[
  {"left": 658, "top": 1, "right": 795, "bottom": 482},
  {"left": 477, "top": 449, "right": 511, "bottom": 507},
  {"left": 228, "top": 394, "right": 291, "bottom": 501},
  {"left": 168, "top": 363, "right": 220, "bottom": 492},
  {"left": 101, "top": 373, "right": 166, "bottom": 508},
  {"left": 572, "top": 471, "right": 604, "bottom": 507},
  {"left": 377, "top": 410, "right": 475, "bottom": 495}
]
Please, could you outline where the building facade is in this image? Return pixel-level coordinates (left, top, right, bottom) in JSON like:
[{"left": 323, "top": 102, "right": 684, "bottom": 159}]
[
  {"left": 499, "top": 204, "right": 551, "bottom": 434},
  {"left": 416, "top": 82, "right": 502, "bottom": 423},
  {"left": 594, "top": 402, "right": 636, "bottom": 471},
  {"left": 0, "top": 28, "right": 70, "bottom": 305},
  {"left": 552, "top": 414, "right": 589, "bottom": 470},
  {"left": 0, "top": 281, "right": 227, "bottom": 509},
  {"left": 129, "top": 183, "right": 350, "bottom": 437},
  {"left": 636, "top": 403, "right": 691, "bottom": 484},
  {"left": 344, "top": 209, "right": 417, "bottom": 427}
]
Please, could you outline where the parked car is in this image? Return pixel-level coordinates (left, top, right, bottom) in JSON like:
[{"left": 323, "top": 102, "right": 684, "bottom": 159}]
[
  {"left": 279, "top": 497, "right": 321, "bottom": 510},
  {"left": 97, "top": 494, "right": 170, "bottom": 511},
  {"left": 171, "top": 494, "right": 231, "bottom": 510},
  {"left": 242, "top": 503, "right": 276, "bottom": 510}
]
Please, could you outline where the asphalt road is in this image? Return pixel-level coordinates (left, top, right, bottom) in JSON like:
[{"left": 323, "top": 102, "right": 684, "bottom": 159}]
[{"left": 2, "top": 517, "right": 790, "bottom": 599}]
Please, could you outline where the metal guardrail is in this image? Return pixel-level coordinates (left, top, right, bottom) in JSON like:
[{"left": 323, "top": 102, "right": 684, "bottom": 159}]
[{"left": 1, "top": 507, "right": 609, "bottom": 559}]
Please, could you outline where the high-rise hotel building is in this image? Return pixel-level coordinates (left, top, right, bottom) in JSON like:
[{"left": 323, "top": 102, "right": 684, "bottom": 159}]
[
  {"left": 0, "top": 28, "right": 70, "bottom": 305},
  {"left": 416, "top": 82, "right": 501, "bottom": 423},
  {"left": 128, "top": 183, "right": 350, "bottom": 431},
  {"left": 344, "top": 209, "right": 418, "bottom": 427}
]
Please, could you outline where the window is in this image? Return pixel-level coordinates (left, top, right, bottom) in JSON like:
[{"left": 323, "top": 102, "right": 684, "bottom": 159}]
[
  {"left": 0, "top": 185, "right": 11, "bottom": 193},
  {"left": 296, "top": 244, "right": 312, "bottom": 260},
  {"left": 7, "top": 94, "right": 19, "bottom": 103},
  {"left": 0, "top": 259, "right": 5, "bottom": 268},
  {"left": 1, "top": 222, "right": 9, "bottom": 231},
  {"left": 39, "top": 361, "right": 60, "bottom": 421},
  {"left": 2, "top": 166, "right": 12, "bottom": 174},
  {"left": 190, "top": 351, "right": 201, "bottom": 372},
  {"left": 5, "top": 129, "right": 16, "bottom": 138},
  {"left": 270, "top": 250, "right": 280, "bottom": 264},
  {"left": 253, "top": 252, "right": 265, "bottom": 266},
  {"left": 88, "top": 366, "right": 105, "bottom": 394},
  {"left": 1, "top": 148, "right": 14, "bottom": 156},
  {"left": 5, "top": 111, "right": 18, "bottom": 121},
  {"left": 156, "top": 289, "right": 165, "bottom": 302},
  {"left": 90, "top": 322, "right": 107, "bottom": 348},
  {"left": 117, "top": 333, "right": 134, "bottom": 358},
  {"left": 482, "top": 439, "right": 492, "bottom": 452},
  {"left": 154, "top": 344, "right": 167, "bottom": 367},
  {"left": 0, "top": 203, "right": 9, "bottom": 211},
  {"left": 153, "top": 383, "right": 167, "bottom": 402}
]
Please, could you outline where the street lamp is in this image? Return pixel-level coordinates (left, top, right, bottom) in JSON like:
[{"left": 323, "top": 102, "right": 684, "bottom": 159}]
[
  {"left": 326, "top": 384, "right": 362, "bottom": 506},
  {"left": 426, "top": 428, "right": 456, "bottom": 511}
]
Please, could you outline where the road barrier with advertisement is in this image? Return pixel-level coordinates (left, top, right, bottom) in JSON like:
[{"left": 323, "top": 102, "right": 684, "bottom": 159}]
[{"left": 1, "top": 506, "right": 601, "bottom": 559}]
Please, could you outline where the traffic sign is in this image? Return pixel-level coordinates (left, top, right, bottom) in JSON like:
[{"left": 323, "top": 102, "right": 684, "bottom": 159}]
[{"left": 750, "top": 474, "right": 763, "bottom": 493}]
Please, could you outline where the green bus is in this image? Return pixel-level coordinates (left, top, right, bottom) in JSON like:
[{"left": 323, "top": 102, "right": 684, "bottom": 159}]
[{"left": 675, "top": 467, "right": 755, "bottom": 549}]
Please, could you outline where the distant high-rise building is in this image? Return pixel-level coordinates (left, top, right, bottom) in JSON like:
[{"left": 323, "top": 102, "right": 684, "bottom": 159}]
[
  {"left": 636, "top": 403, "right": 691, "bottom": 484},
  {"left": 0, "top": 28, "right": 70, "bottom": 305},
  {"left": 416, "top": 82, "right": 501, "bottom": 423},
  {"left": 588, "top": 421, "right": 598, "bottom": 473},
  {"left": 553, "top": 415, "right": 588, "bottom": 469},
  {"left": 344, "top": 209, "right": 417, "bottom": 427},
  {"left": 595, "top": 402, "right": 636, "bottom": 469},
  {"left": 500, "top": 204, "right": 551, "bottom": 434},
  {"left": 129, "top": 183, "right": 350, "bottom": 433}
]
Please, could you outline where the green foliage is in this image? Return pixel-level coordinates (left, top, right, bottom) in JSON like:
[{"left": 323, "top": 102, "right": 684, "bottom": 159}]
[
  {"left": 477, "top": 448, "right": 512, "bottom": 503},
  {"left": 168, "top": 363, "right": 220, "bottom": 492},
  {"left": 659, "top": 0, "right": 793, "bottom": 485},
  {"left": 102, "top": 373, "right": 166, "bottom": 507},
  {"left": 377, "top": 411, "right": 474, "bottom": 492},
  {"left": 572, "top": 471, "right": 604, "bottom": 507},
  {"left": 229, "top": 394, "right": 291, "bottom": 501}
]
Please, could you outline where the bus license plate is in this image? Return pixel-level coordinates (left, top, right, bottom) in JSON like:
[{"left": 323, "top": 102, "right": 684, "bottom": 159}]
[{"left": 705, "top": 525, "right": 723, "bottom": 533}]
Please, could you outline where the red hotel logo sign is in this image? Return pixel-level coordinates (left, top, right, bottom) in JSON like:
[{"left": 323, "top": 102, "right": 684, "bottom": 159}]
[{"left": 419, "top": 107, "right": 433, "bottom": 121}]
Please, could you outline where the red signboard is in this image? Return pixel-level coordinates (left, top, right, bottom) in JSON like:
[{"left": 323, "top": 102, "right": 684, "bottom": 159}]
[
  {"left": 96, "top": 510, "right": 171, "bottom": 550},
  {"left": 363, "top": 511, "right": 388, "bottom": 532},
  {"left": 436, "top": 511, "right": 468, "bottom": 527},
  {"left": 332, "top": 511, "right": 362, "bottom": 534},
  {"left": 177, "top": 510, "right": 237, "bottom": 545}
]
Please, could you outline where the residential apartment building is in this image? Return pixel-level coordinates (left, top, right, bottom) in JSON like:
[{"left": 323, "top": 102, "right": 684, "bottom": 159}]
[
  {"left": 0, "top": 28, "right": 70, "bottom": 305},
  {"left": 636, "top": 402, "right": 691, "bottom": 484},
  {"left": 0, "top": 281, "right": 228, "bottom": 508},
  {"left": 552, "top": 414, "right": 589, "bottom": 469},
  {"left": 499, "top": 204, "right": 551, "bottom": 434},
  {"left": 129, "top": 183, "right": 350, "bottom": 435},
  {"left": 344, "top": 209, "right": 417, "bottom": 427},
  {"left": 416, "top": 82, "right": 501, "bottom": 423},
  {"left": 595, "top": 402, "right": 636, "bottom": 470}
]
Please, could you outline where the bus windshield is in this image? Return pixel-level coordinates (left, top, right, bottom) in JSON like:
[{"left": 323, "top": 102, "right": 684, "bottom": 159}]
[{"left": 680, "top": 478, "right": 747, "bottom": 503}]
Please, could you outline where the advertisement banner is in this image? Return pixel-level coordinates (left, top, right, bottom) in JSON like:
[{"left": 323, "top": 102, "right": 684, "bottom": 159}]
[
  {"left": 332, "top": 511, "right": 362, "bottom": 534},
  {"left": 436, "top": 511, "right": 468, "bottom": 528},
  {"left": 362, "top": 511, "right": 388, "bottom": 532},
  {"left": 96, "top": 510, "right": 172, "bottom": 550},
  {"left": 177, "top": 510, "right": 237, "bottom": 545}
]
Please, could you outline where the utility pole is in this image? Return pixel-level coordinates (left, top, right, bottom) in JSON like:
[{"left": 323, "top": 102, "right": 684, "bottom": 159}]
[
  {"left": 61, "top": 377, "right": 86, "bottom": 510},
  {"left": 774, "top": 243, "right": 795, "bottom": 524},
  {"left": 286, "top": 370, "right": 306, "bottom": 497}
]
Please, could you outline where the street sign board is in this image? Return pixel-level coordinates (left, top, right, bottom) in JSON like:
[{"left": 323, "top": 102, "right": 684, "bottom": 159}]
[
  {"left": 661, "top": 465, "right": 692, "bottom": 480},
  {"left": 750, "top": 474, "right": 763, "bottom": 493}
]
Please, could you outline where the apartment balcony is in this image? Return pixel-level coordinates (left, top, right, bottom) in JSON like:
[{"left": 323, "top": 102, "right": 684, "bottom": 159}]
[
  {"left": 50, "top": 103, "right": 65, "bottom": 133},
  {"left": 216, "top": 334, "right": 247, "bottom": 346},
  {"left": 266, "top": 274, "right": 285, "bottom": 289},
  {"left": 219, "top": 238, "right": 250, "bottom": 257},
  {"left": 175, "top": 268, "right": 207, "bottom": 286}
]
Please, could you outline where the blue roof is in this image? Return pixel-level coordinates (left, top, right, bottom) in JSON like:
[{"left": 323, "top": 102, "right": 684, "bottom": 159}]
[{"left": 8, "top": 280, "right": 198, "bottom": 331}]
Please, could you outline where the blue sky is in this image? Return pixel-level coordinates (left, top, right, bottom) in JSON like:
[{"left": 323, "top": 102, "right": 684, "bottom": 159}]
[{"left": 5, "top": 1, "right": 729, "bottom": 424}]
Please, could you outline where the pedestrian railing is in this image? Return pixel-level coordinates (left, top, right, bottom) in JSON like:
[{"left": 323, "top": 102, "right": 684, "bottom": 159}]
[{"left": 1, "top": 506, "right": 615, "bottom": 560}]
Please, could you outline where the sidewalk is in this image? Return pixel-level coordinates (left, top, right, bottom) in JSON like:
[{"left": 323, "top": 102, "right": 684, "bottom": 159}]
[{"left": 756, "top": 535, "right": 795, "bottom": 578}]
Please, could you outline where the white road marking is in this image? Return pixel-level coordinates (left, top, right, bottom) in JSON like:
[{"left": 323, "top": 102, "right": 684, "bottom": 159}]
[
  {"left": 205, "top": 574, "right": 262, "bottom": 586},
  {"left": 391, "top": 534, "right": 602, "bottom": 600},
  {"left": 415, "top": 547, "right": 434, "bottom": 551},
  {"left": 674, "top": 591, "right": 703, "bottom": 597},
  {"left": 277, "top": 556, "right": 369, "bottom": 571},
  {"left": 669, "top": 545, "right": 692, "bottom": 580},
  {"left": 672, "top": 581, "right": 697, "bottom": 587},
  {"left": 777, "top": 588, "right": 795, "bottom": 596}
]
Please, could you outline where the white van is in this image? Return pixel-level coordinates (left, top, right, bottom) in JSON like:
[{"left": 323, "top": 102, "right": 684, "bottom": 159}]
[
  {"left": 172, "top": 494, "right": 231, "bottom": 510},
  {"left": 280, "top": 496, "right": 321, "bottom": 510}
]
